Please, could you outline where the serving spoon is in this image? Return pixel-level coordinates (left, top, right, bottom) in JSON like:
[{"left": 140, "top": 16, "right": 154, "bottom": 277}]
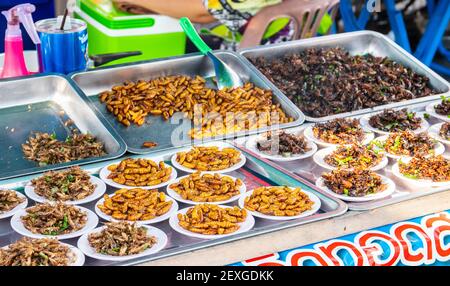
[{"left": 179, "top": 17, "right": 243, "bottom": 89}]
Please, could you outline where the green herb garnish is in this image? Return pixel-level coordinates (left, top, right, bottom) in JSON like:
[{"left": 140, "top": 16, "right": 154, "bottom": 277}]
[
  {"left": 360, "top": 157, "right": 372, "bottom": 163},
  {"left": 391, "top": 135, "right": 402, "bottom": 151},
  {"left": 371, "top": 140, "right": 385, "bottom": 149},
  {"left": 44, "top": 230, "right": 59, "bottom": 236},
  {"left": 38, "top": 252, "right": 49, "bottom": 260},
  {"left": 57, "top": 215, "right": 69, "bottom": 232},
  {"left": 51, "top": 187, "right": 59, "bottom": 194},
  {"left": 334, "top": 156, "right": 353, "bottom": 166},
  {"left": 66, "top": 174, "right": 75, "bottom": 182},
  {"left": 403, "top": 173, "right": 418, "bottom": 179}
]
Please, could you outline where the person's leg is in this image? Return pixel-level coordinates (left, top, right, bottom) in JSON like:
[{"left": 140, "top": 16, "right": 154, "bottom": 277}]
[{"left": 113, "top": 0, "right": 216, "bottom": 23}]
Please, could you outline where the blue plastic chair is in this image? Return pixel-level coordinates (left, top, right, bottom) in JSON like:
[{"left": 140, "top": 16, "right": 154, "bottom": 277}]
[{"left": 340, "top": 0, "right": 450, "bottom": 76}]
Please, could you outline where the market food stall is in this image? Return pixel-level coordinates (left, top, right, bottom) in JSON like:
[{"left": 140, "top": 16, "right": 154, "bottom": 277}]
[{"left": 0, "top": 1, "right": 449, "bottom": 267}]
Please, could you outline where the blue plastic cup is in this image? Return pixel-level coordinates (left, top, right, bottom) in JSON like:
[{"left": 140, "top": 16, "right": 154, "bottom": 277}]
[{"left": 36, "top": 18, "right": 88, "bottom": 74}]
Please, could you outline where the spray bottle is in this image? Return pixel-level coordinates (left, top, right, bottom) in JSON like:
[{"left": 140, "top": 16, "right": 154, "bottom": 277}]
[{"left": 0, "top": 3, "right": 41, "bottom": 79}]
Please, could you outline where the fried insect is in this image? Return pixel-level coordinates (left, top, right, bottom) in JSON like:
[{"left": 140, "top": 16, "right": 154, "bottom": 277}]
[
  {"left": 244, "top": 186, "right": 314, "bottom": 216},
  {"left": 250, "top": 48, "right": 437, "bottom": 117},
  {"left": 30, "top": 167, "right": 95, "bottom": 202},
  {"left": 99, "top": 75, "right": 293, "bottom": 139},
  {"left": 378, "top": 131, "right": 436, "bottom": 157},
  {"left": 169, "top": 172, "right": 243, "bottom": 202},
  {"left": 107, "top": 158, "right": 173, "bottom": 187},
  {"left": 176, "top": 146, "right": 241, "bottom": 171},
  {"left": 88, "top": 222, "right": 156, "bottom": 256},
  {"left": 256, "top": 130, "right": 311, "bottom": 156},
  {"left": 368, "top": 108, "right": 422, "bottom": 132},
  {"left": 97, "top": 188, "right": 173, "bottom": 221},
  {"left": 178, "top": 204, "right": 247, "bottom": 235},
  {"left": 313, "top": 118, "right": 365, "bottom": 145},
  {"left": 0, "top": 237, "right": 75, "bottom": 266},
  {"left": 435, "top": 96, "right": 450, "bottom": 116},
  {"left": 440, "top": 122, "right": 450, "bottom": 141},
  {"left": 322, "top": 169, "right": 387, "bottom": 197},
  {"left": 325, "top": 144, "right": 383, "bottom": 169},
  {"left": 21, "top": 202, "right": 87, "bottom": 236},
  {"left": 142, "top": 141, "right": 158, "bottom": 148},
  {"left": 399, "top": 155, "right": 450, "bottom": 182},
  {"left": 22, "top": 131, "right": 106, "bottom": 166},
  {"left": 0, "top": 190, "right": 25, "bottom": 214}
]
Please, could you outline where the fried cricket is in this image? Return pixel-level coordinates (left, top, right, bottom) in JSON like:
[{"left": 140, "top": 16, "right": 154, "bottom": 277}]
[
  {"left": 30, "top": 167, "right": 95, "bottom": 202},
  {"left": 0, "top": 190, "right": 25, "bottom": 214},
  {"left": 88, "top": 222, "right": 157, "bottom": 256},
  {"left": 21, "top": 202, "right": 87, "bottom": 236},
  {"left": 22, "top": 131, "right": 106, "bottom": 165},
  {"left": 0, "top": 237, "right": 75, "bottom": 266}
]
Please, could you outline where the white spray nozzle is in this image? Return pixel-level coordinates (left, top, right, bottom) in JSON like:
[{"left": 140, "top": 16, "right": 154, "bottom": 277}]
[{"left": 1, "top": 4, "right": 40, "bottom": 44}]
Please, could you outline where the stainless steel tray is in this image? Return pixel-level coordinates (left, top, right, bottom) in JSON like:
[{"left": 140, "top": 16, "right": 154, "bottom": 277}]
[
  {"left": 0, "top": 74, "right": 127, "bottom": 181},
  {"left": 235, "top": 101, "right": 450, "bottom": 211},
  {"left": 239, "top": 31, "right": 450, "bottom": 122},
  {"left": 69, "top": 51, "right": 305, "bottom": 154},
  {"left": 0, "top": 141, "right": 346, "bottom": 266}
]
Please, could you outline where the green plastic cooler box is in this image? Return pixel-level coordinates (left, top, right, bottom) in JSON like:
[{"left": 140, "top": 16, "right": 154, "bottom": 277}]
[{"left": 74, "top": 0, "right": 186, "bottom": 66}]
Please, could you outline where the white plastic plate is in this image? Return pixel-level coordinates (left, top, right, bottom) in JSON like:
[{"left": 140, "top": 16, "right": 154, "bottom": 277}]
[
  {"left": 315, "top": 175, "right": 396, "bottom": 202},
  {"left": 312, "top": 146, "right": 389, "bottom": 171},
  {"left": 170, "top": 141, "right": 246, "bottom": 174},
  {"left": 428, "top": 123, "right": 450, "bottom": 146},
  {"left": 238, "top": 187, "right": 321, "bottom": 220},
  {"left": 392, "top": 157, "right": 450, "bottom": 188},
  {"left": 360, "top": 111, "right": 430, "bottom": 135},
  {"left": 425, "top": 101, "right": 450, "bottom": 122},
  {"left": 166, "top": 174, "right": 246, "bottom": 205},
  {"left": 371, "top": 135, "right": 445, "bottom": 160},
  {"left": 99, "top": 160, "right": 177, "bottom": 190},
  {"left": 95, "top": 195, "right": 178, "bottom": 225},
  {"left": 77, "top": 225, "right": 167, "bottom": 262},
  {"left": 10, "top": 205, "right": 99, "bottom": 240},
  {"left": 245, "top": 133, "right": 318, "bottom": 162},
  {"left": 304, "top": 125, "right": 374, "bottom": 147},
  {"left": 24, "top": 176, "right": 106, "bottom": 205},
  {"left": 0, "top": 191, "right": 28, "bottom": 219},
  {"left": 169, "top": 206, "right": 255, "bottom": 240}
]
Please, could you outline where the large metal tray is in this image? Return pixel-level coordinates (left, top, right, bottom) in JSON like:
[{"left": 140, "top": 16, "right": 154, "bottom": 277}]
[
  {"left": 0, "top": 141, "right": 346, "bottom": 266},
  {"left": 0, "top": 74, "right": 127, "bottom": 181},
  {"left": 69, "top": 51, "right": 305, "bottom": 154},
  {"left": 235, "top": 101, "right": 450, "bottom": 211},
  {"left": 239, "top": 31, "right": 450, "bottom": 122}
]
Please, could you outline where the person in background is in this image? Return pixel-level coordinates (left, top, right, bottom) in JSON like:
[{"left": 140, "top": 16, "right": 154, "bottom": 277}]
[{"left": 113, "top": 0, "right": 295, "bottom": 50}]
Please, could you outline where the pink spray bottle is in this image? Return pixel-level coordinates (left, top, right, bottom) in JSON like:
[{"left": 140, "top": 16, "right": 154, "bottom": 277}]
[{"left": 0, "top": 3, "right": 42, "bottom": 79}]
